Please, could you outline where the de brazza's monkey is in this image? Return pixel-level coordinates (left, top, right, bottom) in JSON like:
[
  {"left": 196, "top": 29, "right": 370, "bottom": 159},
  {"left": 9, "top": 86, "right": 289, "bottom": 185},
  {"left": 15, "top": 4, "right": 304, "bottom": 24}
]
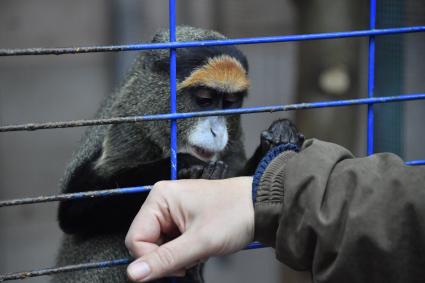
[{"left": 52, "top": 26, "right": 303, "bottom": 283}]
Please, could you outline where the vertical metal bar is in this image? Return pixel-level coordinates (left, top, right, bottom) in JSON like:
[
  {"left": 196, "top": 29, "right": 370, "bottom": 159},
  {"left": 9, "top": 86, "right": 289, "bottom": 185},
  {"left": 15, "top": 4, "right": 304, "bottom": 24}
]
[
  {"left": 367, "top": 0, "right": 376, "bottom": 155},
  {"left": 169, "top": 0, "right": 177, "bottom": 180},
  {"left": 169, "top": 0, "right": 178, "bottom": 282}
]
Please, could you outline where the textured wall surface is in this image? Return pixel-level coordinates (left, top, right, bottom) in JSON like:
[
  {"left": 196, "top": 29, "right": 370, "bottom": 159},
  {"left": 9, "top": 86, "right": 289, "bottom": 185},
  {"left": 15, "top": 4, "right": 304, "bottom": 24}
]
[{"left": 0, "top": 1, "right": 111, "bottom": 282}]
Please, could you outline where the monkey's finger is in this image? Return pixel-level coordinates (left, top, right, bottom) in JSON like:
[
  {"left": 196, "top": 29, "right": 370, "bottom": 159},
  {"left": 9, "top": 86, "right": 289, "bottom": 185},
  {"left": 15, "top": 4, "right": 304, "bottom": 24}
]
[
  {"left": 261, "top": 139, "right": 272, "bottom": 152},
  {"left": 219, "top": 163, "right": 229, "bottom": 179},
  {"left": 208, "top": 161, "right": 220, "bottom": 180},
  {"left": 273, "top": 134, "right": 285, "bottom": 145},
  {"left": 298, "top": 133, "right": 305, "bottom": 147},
  {"left": 287, "top": 130, "right": 298, "bottom": 145},
  {"left": 178, "top": 168, "right": 190, "bottom": 179},
  {"left": 261, "top": 130, "right": 273, "bottom": 142},
  {"left": 201, "top": 162, "right": 216, "bottom": 179},
  {"left": 282, "top": 127, "right": 301, "bottom": 145},
  {"left": 127, "top": 231, "right": 206, "bottom": 282},
  {"left": 261, "top": 132, "right": 273, "bottom": 152},
  {"left": 189, "top": 165, "right": 204, "bottom": 179},
  {"left": 210, "top": 161, "right": 228, "bottom": 179}
]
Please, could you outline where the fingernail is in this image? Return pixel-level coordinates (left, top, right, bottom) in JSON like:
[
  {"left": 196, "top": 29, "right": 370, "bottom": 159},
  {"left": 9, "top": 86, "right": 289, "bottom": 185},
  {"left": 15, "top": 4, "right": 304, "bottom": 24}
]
[{"left": 128, "top": 261, "right": 151, "bottom": 280}]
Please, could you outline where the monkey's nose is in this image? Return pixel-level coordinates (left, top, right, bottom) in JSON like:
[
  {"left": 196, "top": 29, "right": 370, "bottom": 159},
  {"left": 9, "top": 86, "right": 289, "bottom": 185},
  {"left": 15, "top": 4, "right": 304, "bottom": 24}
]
[{"left": 210, "top": 128, "right": 217, "bottom": 137}]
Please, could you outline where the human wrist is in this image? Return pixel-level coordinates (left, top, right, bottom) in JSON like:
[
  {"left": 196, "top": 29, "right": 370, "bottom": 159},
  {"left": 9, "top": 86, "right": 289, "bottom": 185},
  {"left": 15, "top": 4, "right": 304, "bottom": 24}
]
[{"left": 219, "top": 176, "right": 255, "bottom": 247}]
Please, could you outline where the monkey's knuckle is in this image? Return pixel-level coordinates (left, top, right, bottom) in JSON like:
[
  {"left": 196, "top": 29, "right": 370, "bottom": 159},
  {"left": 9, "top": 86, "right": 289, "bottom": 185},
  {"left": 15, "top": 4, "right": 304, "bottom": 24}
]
[
  {"left": 278, "top": 119, "right": 290, "bottom": 126},
  {"left": 261, "top": 131, "right": 271, "bottom": 140},
  {"left": 193, "top": 165, "right": 204, "bottom": 171}
]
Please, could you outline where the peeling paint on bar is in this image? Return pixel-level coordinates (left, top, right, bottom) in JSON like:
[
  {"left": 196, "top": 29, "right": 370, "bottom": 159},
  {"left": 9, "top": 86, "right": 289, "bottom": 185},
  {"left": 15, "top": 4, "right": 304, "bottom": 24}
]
[
  {"left": 1, "top": 93, "right": 425, "bottom": 133},
  {"left": 0, "top": 26, "right": 424, "bottom": 57}
]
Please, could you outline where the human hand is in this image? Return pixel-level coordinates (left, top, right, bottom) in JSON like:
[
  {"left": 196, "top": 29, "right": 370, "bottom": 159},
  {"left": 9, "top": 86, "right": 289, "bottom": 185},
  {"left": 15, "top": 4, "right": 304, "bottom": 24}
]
[{"left": 125, "top": 177, "right": 254, "bottom": 282}]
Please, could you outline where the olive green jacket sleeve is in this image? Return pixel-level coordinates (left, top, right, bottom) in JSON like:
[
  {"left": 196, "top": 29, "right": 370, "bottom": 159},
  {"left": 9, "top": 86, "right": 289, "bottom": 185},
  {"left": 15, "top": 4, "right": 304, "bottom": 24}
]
[{"left": 254, "top": 139, "right": 425, "bottom": 283}]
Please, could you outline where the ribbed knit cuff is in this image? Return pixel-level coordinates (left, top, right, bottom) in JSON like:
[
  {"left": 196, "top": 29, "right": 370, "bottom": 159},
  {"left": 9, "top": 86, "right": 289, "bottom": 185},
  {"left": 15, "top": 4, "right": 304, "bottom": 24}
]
[
  {"left": 252, "top": 143, "right": 299, "bottom": 203},
  {"left": 252, "top": 144, "right": 299, "bottom": 247}
]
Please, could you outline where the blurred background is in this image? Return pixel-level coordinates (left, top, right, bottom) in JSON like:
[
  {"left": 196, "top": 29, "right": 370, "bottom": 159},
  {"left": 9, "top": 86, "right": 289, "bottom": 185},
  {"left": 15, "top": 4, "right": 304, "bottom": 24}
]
[{"left": 0, "top": 0, "right": 424, "bottom": 282}]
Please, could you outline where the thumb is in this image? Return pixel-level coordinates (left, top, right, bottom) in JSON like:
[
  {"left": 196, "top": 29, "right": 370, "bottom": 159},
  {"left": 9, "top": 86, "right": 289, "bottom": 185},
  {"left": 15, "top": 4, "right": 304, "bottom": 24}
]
[{"left": 127, "top": 231, "right": 204, "bottom": 282}]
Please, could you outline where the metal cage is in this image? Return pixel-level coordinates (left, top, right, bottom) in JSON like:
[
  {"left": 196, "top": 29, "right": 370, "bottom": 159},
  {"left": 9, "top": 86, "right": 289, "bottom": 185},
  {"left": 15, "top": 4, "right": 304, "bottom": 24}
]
[{"left": 1, "top": 0, "right": 425, "bottom": 281}]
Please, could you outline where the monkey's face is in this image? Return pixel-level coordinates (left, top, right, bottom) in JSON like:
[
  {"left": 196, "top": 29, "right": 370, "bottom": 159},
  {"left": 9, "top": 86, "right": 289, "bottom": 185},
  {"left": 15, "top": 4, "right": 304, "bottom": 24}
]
[
  {"left": 176, "top": 54, "right": 249, "bottom": 162},
  {"left": 178, "top": 87, "right": 246, "bottom": 161},
  {"left": 97, "top": 28, "right": 250, "bottom": 170}
]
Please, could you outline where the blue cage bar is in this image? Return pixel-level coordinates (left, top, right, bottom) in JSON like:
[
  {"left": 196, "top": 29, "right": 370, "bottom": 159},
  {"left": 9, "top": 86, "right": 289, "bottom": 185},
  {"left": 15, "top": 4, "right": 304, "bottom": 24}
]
[
  {"left": 367, "top": 0, "right": 376, "bottom": 155},
  {"left": 169, "top": 0, "right": 178, "bottom": 181},
  {"left": 1, "top": 0, "right": 425, "bottom": 280},
  {"left": 1, "top": 26, "right": 425, "bottom": 57},
  {"left": 1, "top": 93, "right": 425, "bottom": 133}
]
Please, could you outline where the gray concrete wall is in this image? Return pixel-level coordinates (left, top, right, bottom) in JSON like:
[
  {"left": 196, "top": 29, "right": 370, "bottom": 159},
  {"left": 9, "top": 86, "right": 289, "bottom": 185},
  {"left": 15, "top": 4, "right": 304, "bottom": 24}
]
[{"left": 0, "top": 1, "right": 111, "bottom": 282}]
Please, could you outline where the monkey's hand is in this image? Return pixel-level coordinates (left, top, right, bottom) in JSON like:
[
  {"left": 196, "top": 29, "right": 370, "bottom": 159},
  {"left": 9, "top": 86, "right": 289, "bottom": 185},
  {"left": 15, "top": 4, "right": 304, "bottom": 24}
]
[
  {"left": 240, "top": 118, "right": 304, "bottom": 176},
  {"left": 260, "top": 118, "right": 304, "bottom": 155},
  {"left": 178, "top": 161, "right": 229, "bottom": 180}
]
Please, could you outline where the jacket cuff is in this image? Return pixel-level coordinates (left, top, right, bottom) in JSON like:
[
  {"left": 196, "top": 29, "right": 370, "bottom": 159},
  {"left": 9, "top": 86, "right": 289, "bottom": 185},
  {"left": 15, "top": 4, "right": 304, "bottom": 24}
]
[
  {"left": 252, "top": 143, "right": 299, "bottom": 203},
  {"left": 252, "top": 145, "right": 298, "bottom": 246}
]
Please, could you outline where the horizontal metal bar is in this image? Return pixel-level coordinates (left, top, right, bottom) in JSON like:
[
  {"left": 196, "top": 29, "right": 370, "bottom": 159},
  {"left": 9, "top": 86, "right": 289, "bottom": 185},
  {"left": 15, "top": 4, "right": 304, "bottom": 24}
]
[
  {"left": 0, "top": 258, "right": 131, "bottom": 282},
  {"left": 0, "top": 26, "right": 424, "bottom": 57},
  {"left": 0, "top": 242, "right": 265, "bottom": 281},
  {"left": 245, "top": 242, "right": 264, "bottom": 250},
  {"left": 1, "top": 93, "right": 425, "bottom": 133},
  {"left": 405, "top": 160, "right": 425, "bottom": 166},
  {"left": 1, "top": 156, "right": 424, "bottom": 208},
  {"left": 0, "top": 186, "right": 151, "bottom": 207}
]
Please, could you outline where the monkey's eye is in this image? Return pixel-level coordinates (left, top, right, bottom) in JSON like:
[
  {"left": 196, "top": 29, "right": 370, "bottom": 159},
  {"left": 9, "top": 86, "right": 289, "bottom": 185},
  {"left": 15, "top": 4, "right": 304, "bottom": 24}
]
[
  {"left": 223, "top": 93, "right": 243, "bottom": 109},
  {"left": 196, "top": 97, "right": 214, "bottom": 107},
  {"left": 194, "top": 88, "right": 215, "bottom": 107}
]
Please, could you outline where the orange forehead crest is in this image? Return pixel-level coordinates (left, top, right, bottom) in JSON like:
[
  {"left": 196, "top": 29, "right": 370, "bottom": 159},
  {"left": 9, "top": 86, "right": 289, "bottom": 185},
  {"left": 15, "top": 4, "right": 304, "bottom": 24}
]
[{"left": 178, "top": 55, "right": 249, "bottom": 93}]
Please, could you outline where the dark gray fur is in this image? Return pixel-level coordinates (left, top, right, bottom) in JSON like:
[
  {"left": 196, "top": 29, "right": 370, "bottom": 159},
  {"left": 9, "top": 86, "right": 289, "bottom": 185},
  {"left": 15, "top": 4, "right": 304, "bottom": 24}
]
[{"left": 51, "top": 26, "right": 247, "bottom": 283}]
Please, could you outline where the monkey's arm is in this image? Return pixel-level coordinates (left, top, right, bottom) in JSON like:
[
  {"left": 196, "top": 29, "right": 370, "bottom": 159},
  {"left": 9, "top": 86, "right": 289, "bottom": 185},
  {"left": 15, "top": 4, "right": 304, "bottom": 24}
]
[
  {"left": 58, "top": 154, "right": 205, "bottom": 235},
  {"left": 240, "top": 119, "right": 304, "bottom": 176}
]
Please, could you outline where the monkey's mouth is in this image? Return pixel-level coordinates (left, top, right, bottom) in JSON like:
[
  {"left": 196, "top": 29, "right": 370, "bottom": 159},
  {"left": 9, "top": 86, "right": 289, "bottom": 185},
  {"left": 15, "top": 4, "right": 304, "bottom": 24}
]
[{"left": 190, "top": 145, "right": 216, "bottom": 161}]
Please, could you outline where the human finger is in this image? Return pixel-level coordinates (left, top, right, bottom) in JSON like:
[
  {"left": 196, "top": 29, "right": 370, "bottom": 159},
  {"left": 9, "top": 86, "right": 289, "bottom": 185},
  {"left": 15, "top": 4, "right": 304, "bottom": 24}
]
[{"left": 127, "top": 231, "right": 205, "bottom": 282}]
